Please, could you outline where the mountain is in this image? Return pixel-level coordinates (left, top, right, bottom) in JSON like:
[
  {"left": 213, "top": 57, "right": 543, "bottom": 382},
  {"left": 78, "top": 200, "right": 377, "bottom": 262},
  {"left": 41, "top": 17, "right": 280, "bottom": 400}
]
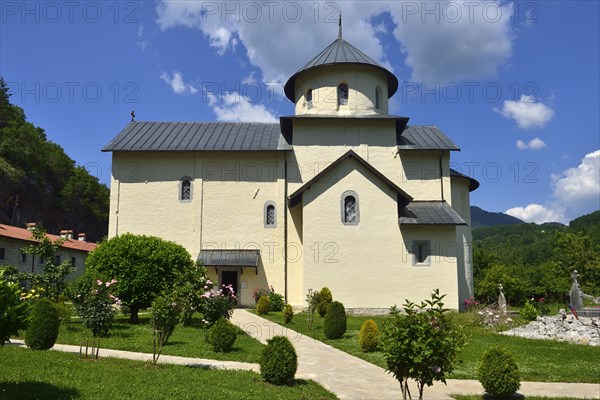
[
  {"left": 470, "top": 206, "right": 524, "bottom": 228},
  {"left": 569, "top": 210, "right": 600, "bottom": 245},
  {"left": 0, "top": 78, "right": 109, "bottom": 242}
]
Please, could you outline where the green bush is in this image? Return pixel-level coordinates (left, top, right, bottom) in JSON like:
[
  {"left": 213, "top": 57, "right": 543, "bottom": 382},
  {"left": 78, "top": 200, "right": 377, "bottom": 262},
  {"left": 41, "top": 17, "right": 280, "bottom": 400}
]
[
  {"left": 207, "top": 317, "right": 237, "bottom": 353},
  {"left": 260, "top": 336, "right": 297, "bottom": 385},
  {"left": 317, "top": 287, "right": 333, "bottom": 318},
  {"left": 256, "top": 296, "right": 271, "bottom": 315},
  {"left": 24, "top": 299, "right": 60, "bottom": 351},
  {"left": 152, "top": 293, "right": 182, "bottom": 346},
  {"left": 0, "top": 277, "right": 30, "bottom": 345},
  {"left": 358, "top": 319, "right": 380, "bottom": 352},
  {"left": 84, "top": 233, "right": 195, "bottom": 323},
  {"left": 283, "top": 304, "right": 294, "bottom": 325},
  {"left": 323, "top": 301, "right": 346, "bottom": 339},
  {"left": 478, "top": 346, "right": 521, "bottom": 398},
  {"left": 519, "top": 300, "right": 539, "bottom": 321},
  {"left": 268, "top": 291, "right": 285, "bottom": 312}
]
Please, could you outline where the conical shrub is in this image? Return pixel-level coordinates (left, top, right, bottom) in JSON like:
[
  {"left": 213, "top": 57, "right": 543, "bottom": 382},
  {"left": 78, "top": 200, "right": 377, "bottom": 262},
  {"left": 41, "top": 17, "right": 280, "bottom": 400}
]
[{"left": 24, "top": 298, "right": 60, "bottom": 351}]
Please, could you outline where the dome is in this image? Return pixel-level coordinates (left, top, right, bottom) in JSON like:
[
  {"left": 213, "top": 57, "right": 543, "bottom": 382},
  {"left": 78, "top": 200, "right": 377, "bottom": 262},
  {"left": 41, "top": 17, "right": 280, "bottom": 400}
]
[{"left": 284, "top": 37, "right": 399, "bottom": 103}]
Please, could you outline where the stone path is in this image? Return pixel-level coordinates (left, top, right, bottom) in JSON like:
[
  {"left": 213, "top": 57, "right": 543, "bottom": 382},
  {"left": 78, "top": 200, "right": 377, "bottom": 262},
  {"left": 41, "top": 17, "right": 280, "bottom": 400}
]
[
  {"left": 7, "top": 339, "right": 259, "bottom": 372},
  {"left": 9, "top": 311, "right": 600, "bottom": 399},
  {"left": 230, "top": 309, "right": 600, "bottom": 400}
]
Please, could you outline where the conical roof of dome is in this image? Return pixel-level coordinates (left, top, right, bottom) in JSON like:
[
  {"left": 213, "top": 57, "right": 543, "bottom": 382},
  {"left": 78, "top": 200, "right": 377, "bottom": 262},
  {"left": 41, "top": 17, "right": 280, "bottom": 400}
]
[{"left": 284, "top": 37, "right": 399, "bottom": 102}]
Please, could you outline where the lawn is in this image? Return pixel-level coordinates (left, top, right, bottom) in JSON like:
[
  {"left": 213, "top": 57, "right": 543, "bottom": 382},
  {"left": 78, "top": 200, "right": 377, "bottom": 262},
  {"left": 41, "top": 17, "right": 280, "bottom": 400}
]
[
  {"left": 0, "top": 346, "right": 336, "bottom": 400},
  {"left": 255, "top": 311, "right": 600, "bottom": 383},
  {"left": 34, "top": 313, "right": 264, "bottom": 364}
]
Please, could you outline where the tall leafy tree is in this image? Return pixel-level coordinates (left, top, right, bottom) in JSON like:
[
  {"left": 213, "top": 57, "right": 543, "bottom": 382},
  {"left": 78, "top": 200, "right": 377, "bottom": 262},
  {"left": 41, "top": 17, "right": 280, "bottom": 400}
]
[{"left": 84, "top": 233, "right": 195, "bottom": 323}]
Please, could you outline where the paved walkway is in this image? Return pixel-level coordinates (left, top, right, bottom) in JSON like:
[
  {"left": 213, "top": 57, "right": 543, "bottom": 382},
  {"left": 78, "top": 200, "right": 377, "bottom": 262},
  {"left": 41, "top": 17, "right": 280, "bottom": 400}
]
[
  {"left": 9, "top": 311, "right": 600, "bottom": 399},
  {"left": 230, "top": 309, "right": 600, "bottom": 400}
]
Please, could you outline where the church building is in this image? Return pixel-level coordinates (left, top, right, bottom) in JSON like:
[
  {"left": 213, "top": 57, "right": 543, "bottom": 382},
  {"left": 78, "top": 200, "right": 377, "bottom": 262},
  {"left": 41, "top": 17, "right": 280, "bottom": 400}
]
[{"left": 102, "top": 27, "right": 479, "bottom": 311}]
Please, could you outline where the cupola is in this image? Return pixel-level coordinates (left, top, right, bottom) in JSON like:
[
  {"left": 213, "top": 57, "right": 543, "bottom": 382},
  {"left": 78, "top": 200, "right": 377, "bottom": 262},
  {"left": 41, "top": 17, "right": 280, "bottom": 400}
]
[{"left": 284, "top": 16, "right": 398, "bottom": 116}]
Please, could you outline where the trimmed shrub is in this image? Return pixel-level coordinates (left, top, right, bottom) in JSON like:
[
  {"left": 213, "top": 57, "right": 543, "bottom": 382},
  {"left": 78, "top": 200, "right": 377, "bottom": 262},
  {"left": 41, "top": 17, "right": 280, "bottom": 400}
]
[
  {"left": 358, "top": 319, "right": 380, "bottom": 352},
  {"left": 519, "top": 300, "right": 538, "bottom": 321},
  {"left": 324, "top": 301, "right": 346, "bottom": 339},
  {"left": 283, "top": 304, "right": 294, "bottom": 325},
  {"left": 24, "top": 299, "right": 60, "bottom": 350},
  {"left": 256, "top": 296, "right": 271, "bottom": 315},
  {"left": 317, "top": 287, "right": 333, "bottom": 318},
  {"left": 478, "top": 346, "right": 521, "bottom": 398},
  {"left": 207, "top": 317, "right": 237, "bottom": 353},
  {"left": 268, "top": 291, "right": 285, "bottom": 312},
  {"left": 260, "top": 336, "right": 298, "bottom": 385}
]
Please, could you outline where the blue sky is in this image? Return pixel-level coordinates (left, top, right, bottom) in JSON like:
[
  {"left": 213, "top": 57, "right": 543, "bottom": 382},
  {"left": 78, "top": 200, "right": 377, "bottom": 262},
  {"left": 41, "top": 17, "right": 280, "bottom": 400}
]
[{"left": 1, "top": 1, "right": 598, "bottom": 223}]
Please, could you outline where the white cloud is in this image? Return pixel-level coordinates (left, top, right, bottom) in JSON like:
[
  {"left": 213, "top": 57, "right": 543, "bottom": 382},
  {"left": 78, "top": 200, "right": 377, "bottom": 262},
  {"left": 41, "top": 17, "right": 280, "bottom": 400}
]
[
  {"left": 516, "top": 137, "right": 546, "bottom": 150},
  {"left": 499, "top": 95, "right": 555, "bottom": 129},
  {"left": 208, "top": 92, "right": 278, "bottom": 123},
  {"left": 506, "top": 150, "right": 600, "bottom": 223},
  {"left": 137, "top": 26, "right": 147, "bottom": 51},
  {"left": 389, "top": 0, "right": 514, "bottom": 83},
  {"left": 155, "top": 0, "right": 515, "bottom": 86},
  {"left": 160, "top": 71, "right": 198, "bottom": 95},
  {"left": 552, "top": 150, "right": 600, "bottom": 218},
  {"left": 506, "top": 204, "right": 563, "bottom": 224}
]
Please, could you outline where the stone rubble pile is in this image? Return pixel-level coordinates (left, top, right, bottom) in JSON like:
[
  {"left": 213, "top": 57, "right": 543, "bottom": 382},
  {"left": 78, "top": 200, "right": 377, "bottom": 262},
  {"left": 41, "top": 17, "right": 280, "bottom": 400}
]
[{"left": 500, "top": 314, "right": 600, "bottom": 346}]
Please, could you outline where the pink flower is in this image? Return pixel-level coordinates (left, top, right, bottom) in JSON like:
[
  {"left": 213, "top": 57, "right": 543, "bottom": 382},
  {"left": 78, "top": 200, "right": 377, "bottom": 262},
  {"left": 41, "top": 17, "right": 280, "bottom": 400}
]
[
  {"left": 96, "top": 279, "right": 102, "bottom": 286},
  {"left": 105, "top": 282, "right": 111, "bottom": 287}
]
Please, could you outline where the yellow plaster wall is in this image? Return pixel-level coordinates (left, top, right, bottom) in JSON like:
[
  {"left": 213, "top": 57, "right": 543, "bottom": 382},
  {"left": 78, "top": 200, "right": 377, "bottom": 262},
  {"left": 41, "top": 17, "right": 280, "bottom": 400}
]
[
  {"left": 109, "top": 151, "right": 287, "bottom": 307},
  {"left": 289, "top": 120, "right": 449, "bottom": 202},
  {"left": 294, "top": 65, "right": 389, "bottom": 115},
  {"left": 300, "top": 156, "right": 459, "bottom": 309},
  {"left": 451, "top": 178, "right": 474, "bottom": 307}
]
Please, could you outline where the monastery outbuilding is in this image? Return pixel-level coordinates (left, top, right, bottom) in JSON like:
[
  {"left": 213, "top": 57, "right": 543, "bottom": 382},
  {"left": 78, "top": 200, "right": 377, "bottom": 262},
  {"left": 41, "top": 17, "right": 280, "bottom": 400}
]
[{"left": 103, "top": 28, "right": 479, "bottom": 311}]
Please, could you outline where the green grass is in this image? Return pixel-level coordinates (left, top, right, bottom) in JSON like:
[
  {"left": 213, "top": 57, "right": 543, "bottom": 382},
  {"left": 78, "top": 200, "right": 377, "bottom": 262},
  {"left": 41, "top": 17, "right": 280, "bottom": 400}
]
[
  {"left": 256, "top": 311, "right": 600, "bottom": 383},
  {"left": 0, "top": 346, "right": 336, "bottom": 400},
  {"left": 40, "top": 314, "right": 264, "bottom": 363}
]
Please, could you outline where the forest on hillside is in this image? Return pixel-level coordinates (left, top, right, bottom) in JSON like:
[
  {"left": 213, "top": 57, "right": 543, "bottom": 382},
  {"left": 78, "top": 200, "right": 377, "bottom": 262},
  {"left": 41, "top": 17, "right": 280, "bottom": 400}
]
[
  {"left": 472, "top": 211, "right": 600, "bottom": 305},
  {"left": 0, "top": 78, "right": 109, "bottom": 242}
]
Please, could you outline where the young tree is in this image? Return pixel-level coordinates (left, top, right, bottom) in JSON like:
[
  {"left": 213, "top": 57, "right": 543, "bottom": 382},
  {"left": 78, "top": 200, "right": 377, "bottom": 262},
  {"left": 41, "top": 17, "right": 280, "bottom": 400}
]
[
  {"left": 84, "top": 233, "right": 194, "bottom": 322},
  {"left": 381, "top": 290, "right": 466, "bottom": 400},
  {"left": 21, "top": 226, "right": 74, "bottom": 300}
]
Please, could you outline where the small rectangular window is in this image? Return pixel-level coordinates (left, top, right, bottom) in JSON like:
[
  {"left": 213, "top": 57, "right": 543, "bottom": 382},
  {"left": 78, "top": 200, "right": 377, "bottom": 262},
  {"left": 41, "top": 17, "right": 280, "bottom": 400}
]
[
  {"left": 71, "top": 257, "right": 76, "bottom": 268},
  {"left": 21, "top": 251, "right": 27, "bottom": 263},
  {"left": 0, "top": 247, "right": 5, "bottom": 260},
  {"left": 38, "top": 256, "right": 44, "bottom": 265},
  {"left": 54, "top": 255, "right": 61, "bottom": 265},
  {"left": 413, "top": 241, "right": 431, "bottom": 266}
]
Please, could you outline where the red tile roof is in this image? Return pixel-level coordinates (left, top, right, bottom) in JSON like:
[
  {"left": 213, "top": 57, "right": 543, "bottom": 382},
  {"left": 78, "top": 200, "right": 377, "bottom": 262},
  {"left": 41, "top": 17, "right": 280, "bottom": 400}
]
[{"left": 0, "top": 224, "right": 97, "bottom": 252}]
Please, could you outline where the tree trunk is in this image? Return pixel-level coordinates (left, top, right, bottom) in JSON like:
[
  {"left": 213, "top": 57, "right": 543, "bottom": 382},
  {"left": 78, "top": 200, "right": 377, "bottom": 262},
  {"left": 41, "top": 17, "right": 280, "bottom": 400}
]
[{"left": 130, "top": 306, "right": 139, "bottom": 323}]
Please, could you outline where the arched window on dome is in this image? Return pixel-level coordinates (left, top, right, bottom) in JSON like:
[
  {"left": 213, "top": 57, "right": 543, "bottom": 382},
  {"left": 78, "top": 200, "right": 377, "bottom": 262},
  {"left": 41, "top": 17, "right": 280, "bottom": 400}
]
[
  {"left": 375, "top": 87, "right": 382, "bottom": 110},
  {"left": 337, "top": 83, "right": 348, "bottom": 107},
  {"left": 306, "top": 88, "right": 313, "bottom": 109}
]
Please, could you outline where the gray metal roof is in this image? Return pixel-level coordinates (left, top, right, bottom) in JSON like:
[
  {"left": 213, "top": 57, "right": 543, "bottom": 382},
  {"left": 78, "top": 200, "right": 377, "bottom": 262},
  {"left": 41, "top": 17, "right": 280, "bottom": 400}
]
[
  {"left": 450, "top": 168, "right": 480, "bottom": 192},
  {"left": 398, "top": 126, "right": 460, "bottom": 151},
  {"left": 399, "top": 201, "right": 466, "bottom": 226},
  {"left": 284, "top": 38, "right": 399, "bottom": 102},
  {"left": 200, "top": 249, "right": 260, "bottom": 269},
  {"left": 102, "top": 122, "right": 292, "bottom": 152}
]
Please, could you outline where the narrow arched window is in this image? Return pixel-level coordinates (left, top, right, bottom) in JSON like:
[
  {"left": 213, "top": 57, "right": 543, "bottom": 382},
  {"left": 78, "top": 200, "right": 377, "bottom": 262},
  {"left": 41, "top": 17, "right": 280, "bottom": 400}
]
[
  {"left": 306, "top": 89, "right": 313, "bottom": 109},
  {"left": 341, "top": 191, "right": 359, "bottom": 225},
  {"left": 375, "top": 87, "right": 381, "bottom": 109},
  {"left": 264, "top": 201, "right": 276, "bottom": 228},
  {"left": 337, "top": 83, "right": 348, "bottom": 107},
  {"left": 180, "top": 178, "right": 192, "bottom": 201}
]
